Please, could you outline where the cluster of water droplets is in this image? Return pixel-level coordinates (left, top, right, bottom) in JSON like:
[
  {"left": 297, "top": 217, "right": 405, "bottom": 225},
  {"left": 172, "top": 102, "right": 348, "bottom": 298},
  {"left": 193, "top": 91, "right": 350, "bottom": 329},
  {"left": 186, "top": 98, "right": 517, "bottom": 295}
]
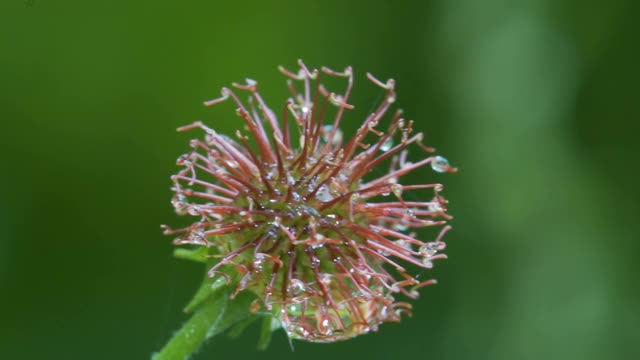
[
  {"left": 280, "top": 280, "right": 398, "bottom": 342},
  {"left": 173, "top": 230, "right": 208, "bottom": 246},
  {"left": 418, "top": 241, "right": 446, "bottom": 268}
]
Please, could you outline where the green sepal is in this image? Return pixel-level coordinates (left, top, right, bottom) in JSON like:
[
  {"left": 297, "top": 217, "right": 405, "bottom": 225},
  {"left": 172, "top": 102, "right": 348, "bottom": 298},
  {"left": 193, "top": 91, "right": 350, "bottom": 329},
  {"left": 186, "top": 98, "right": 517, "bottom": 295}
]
[
  {"left": 207, "top": 291, "right": 257, "bottom": 339},
  {"left": 183, "top": 274, "right": 227, "bottom": 313},
  {"left": 179, "top": 245, "right": 228, "bottom": 313},
  {"left": 227, "top": 315, "right": 259, "bottom": 339},
  {"left": 257, "top": 315, "right": 275, "bottom": 351},
  {"left": 173, "top": 246, "right": 209, "bottom": 263}
]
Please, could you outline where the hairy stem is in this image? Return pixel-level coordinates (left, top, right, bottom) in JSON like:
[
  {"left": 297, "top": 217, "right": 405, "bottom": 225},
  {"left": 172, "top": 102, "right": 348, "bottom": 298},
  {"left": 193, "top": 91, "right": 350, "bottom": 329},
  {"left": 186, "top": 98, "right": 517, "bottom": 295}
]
[{"left": 153, "top": 288, "right": 255, "bottom": 360}]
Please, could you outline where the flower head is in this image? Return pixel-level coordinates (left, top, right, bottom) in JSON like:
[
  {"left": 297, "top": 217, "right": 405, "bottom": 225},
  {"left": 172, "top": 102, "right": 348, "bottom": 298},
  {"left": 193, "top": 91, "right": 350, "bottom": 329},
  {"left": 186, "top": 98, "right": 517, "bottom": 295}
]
[{"left": 163, "top": 61, "right": 456, "bottom": 342}]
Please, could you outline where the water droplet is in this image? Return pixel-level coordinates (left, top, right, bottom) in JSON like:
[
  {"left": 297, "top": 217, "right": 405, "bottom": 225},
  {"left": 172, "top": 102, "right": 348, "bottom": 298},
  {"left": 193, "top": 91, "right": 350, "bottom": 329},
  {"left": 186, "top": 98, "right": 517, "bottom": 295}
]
[
  {"left": 174, "top": 231, "right": 208, "bottom": 245},
  {"left": 291, "top": 191, "right": 302, "bottom": 202},
  {"left": 186, "top": 205, "right": 202, "bottom": 216},
  {"left": 265, "top": 171, "right": 275, "bottom": 180},
  {"left": 320, "top": 273, "right": 333, "bottom": 285},
  {"left": 309, "top": 233, "right": 326, "bottom": 249},
  {"left": 319, "top": 318, "right": 333, "bottom": 336},
  {"left": 428, "top": 202, "right": 443, "bottom": 212},
  {"left": 176, "top": 154, "right": 190, "bottom": 166},
  {"left": 380, "top": 305, "right": 389, "bottom": 318},
  {"left": 419, "top": 242, "right": 440, "bottom": 257},
  {"left": 393, "top": 223, "right": 409, "bottom": 231},
  {"left": 172, "top": 198, "right": 188, "bottom": 215},
  {"left": 380, "top": 138, "right": 394, "bottom": 152},
  {"left": 395, "top": 239, "right": 412, "bottom": 251},
  {"left": 287, "top": 174, "right": 296, "bottom": 185},
  {"left": 288, "top": 279, "right": 306, "bottom": 297},
  {"left": 297, "top": 205, "right": 320, "bottom": 217},
  {"left": 378, "top": 249, "right": 391, "bottom": 256},
  {"left": 253, "top": 253, "right": 268, "bottom": 270},
  {"left": 431, "top": 155, "right": 452, "bottom": 173},
  {"left": 321, "top": 125, "right": 343, "bottom": 146},
  {"left": 316, "top": 185, "right": 333, "bottom": 202}
]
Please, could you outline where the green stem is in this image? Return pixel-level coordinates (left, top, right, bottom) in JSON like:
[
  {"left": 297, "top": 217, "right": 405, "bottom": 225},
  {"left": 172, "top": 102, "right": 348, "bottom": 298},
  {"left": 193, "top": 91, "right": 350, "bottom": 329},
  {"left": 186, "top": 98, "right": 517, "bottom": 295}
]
[{"left": 152, "top": 289, "right": 256, "bottom": 360}]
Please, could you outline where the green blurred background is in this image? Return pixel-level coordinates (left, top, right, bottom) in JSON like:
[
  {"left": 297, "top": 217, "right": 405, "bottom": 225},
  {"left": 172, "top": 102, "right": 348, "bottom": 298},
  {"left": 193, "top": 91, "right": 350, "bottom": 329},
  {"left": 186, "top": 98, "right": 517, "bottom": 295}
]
[{"left": 2, "top": 0, "right": 639, "bottom": 359}]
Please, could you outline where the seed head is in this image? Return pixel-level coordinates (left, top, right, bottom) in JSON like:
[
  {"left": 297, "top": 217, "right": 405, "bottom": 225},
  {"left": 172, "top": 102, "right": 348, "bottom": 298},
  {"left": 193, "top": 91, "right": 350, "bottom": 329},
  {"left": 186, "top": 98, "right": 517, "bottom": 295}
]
[{"left": 163, "top": 60, "right": 457, "bottom": 342}]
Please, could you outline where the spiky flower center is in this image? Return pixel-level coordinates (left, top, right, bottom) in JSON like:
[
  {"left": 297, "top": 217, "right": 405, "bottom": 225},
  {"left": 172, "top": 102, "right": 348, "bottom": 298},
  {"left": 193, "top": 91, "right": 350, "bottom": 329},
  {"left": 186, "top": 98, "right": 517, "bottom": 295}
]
[{"left": 163, "top": 61, "right": 456, "bottom": 342}]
